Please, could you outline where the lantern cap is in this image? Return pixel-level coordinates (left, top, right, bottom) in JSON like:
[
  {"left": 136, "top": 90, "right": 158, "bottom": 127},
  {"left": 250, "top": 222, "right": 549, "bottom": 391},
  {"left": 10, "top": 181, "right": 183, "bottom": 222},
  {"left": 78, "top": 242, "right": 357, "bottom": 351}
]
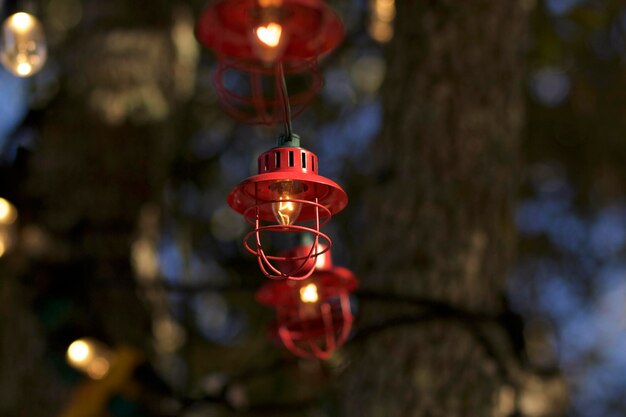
[
  {"left": 277, "top": 133, "right": 300, "bottom": 147},
  {"left": 227, "top": 144, "right": 348, "bottom": 222}
]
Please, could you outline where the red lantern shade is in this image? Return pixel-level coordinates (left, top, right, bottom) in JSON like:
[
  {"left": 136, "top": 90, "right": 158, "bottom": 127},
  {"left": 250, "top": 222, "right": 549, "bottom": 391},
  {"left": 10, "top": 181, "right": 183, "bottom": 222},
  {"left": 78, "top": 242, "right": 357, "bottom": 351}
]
[
  {"left": 196, "top": 0, "right": 344, "bottom": 62},
  {"left": 227, "top": 136, "right": 348, "bottom": 280},
  {"left": 256, "top": 245, "right": 357, "bottom": 359}
]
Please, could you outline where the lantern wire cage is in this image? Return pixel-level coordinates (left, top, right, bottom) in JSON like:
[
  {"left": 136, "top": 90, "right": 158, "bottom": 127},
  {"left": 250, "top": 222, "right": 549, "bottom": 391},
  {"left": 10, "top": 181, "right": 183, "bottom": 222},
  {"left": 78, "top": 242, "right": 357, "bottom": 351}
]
[
  {"left": 241, "top": 195, "right": 332, "bottom": 280},
  {"left": 228, "top": 141, "right": 348, "bottom": 280},
  {"left": 212, "top": 58, "right": 322, "bottom": 126}
]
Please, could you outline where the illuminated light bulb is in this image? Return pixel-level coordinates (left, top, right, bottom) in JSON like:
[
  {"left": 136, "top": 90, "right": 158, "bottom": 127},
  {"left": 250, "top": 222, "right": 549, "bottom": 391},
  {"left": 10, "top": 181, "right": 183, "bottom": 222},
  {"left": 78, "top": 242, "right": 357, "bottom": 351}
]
[
  {"left": 66, "top": 338, "right": 114, "bottom": 380},
  {"left": 67, "top": 340, "right": 92, "bottom": 365},
  {"left": 299, "top": 283, "right": 318, "bottom": 303},
  {"left": 0, "top": 198, "right": 17, "bottom": 225},
  {"left": 270, "top": 181, "right": 304, "bottom": 226},
  {"left": 0, "top": 12, "right": 48, "bottom": 77},
  {"left": 255, "top": 22, "right": 282, "bottom": 48},
  {"left": 258, "top": 0, "right": 283, "bottom": 7}
]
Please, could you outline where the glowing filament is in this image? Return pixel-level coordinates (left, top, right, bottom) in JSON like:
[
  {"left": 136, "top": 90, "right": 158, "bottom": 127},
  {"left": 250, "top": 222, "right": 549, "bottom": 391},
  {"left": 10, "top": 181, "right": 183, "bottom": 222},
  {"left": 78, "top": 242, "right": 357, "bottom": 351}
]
[
  {"left": 273, "top": 198, "right": 300, "bottom": 225},
  {"left": 300, "top": 283, "right": 319, "bottom": 303},
  {"left": 255, "top": 22, "right": 282, "bottom": 48},
  {"left": 270, "top": 181, "right": 304, "bottom": 226}
]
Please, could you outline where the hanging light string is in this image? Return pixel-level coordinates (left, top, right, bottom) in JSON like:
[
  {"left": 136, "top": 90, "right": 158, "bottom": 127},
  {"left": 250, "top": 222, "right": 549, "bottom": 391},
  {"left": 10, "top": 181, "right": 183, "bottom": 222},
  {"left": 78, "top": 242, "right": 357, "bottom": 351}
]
[
  {"left": 170, "top": 291, "right": 523, "bottom": 415},
  {"left": 277, "top": 62, "right": 293, "bottom": 140}
]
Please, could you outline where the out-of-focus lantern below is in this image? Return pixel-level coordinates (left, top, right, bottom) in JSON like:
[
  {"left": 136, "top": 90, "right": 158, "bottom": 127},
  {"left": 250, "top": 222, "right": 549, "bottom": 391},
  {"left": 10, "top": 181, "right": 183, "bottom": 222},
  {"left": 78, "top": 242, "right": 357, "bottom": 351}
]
[
  {"left": 227, "top": 134, "right": 347, "bottom": 280},
  {"left": 195, "top": 0, "right": 344, "bottom": 125},
  {"left": 66, "top": 338, "right": 115, "bottom": 380},
  {"left": 256, "top": 245, "right": 357, "bottom": 359},
  {"left": 0, "top": 12, "right": 47, "bottom": 77}
]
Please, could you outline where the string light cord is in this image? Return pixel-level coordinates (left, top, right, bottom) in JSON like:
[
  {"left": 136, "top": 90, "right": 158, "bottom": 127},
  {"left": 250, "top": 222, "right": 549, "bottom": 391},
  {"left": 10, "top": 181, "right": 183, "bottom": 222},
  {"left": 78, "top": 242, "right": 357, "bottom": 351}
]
[
  {"left": 174, "top": 310, "right": 521, "bottom": 416},
  {"left": 277, "top": 62, "right": 293, "bottom": 140},
  {"left": 135, "top": 280, "right": 525, "bottom": 414}
]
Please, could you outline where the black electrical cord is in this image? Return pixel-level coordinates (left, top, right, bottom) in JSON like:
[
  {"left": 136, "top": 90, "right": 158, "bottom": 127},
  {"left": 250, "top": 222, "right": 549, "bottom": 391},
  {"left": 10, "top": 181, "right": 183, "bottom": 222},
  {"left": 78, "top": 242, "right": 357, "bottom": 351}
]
[{"left": 277, "top": 63, "right": 293, "bottom": 140}]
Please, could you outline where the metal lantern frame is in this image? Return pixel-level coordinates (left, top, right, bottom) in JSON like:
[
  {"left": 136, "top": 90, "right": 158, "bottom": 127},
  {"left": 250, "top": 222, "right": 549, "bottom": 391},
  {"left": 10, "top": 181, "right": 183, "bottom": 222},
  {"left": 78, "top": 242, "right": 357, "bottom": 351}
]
[
  {"left": 227, "top": 137, "right": 347, "bottom": 280},
  {"left": 195, "top": 0, "right": 344, "bottom": 62},
  {"left": 213, "top": 57, "right": 323, "bottom": 125},
  {"left": 256, "top": 246, "right": 358, "bottom": 359}
]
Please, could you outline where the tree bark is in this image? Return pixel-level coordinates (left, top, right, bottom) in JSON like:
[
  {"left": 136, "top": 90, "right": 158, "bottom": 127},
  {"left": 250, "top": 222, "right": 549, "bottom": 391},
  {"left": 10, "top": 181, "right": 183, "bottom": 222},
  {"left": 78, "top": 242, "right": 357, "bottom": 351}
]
[{"left": 343, "top": 1, "right": 527, "bottom": 416}]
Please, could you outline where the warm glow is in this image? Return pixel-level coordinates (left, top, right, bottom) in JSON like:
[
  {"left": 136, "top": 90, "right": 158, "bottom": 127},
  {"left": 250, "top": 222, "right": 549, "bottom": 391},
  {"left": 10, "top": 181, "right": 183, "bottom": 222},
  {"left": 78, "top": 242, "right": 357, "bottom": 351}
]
[
  {"left": 0, "top": 198, "right": 17, "bottom": 225},
  {"left": 258, "top": 0, "right": 283, "bottom": 7},
  {"left": 0, "top": 231, "right": 11, "bottom": 258},
  {"left": 9, "top": 13, "right": 34, "bottom": 33},
  {"left": 374, "top": 0, "right": 395, "bottom": 22},
  {"left": 1, "top": 12, "right": 47, "bottom": 77},
  {"left": 16, "top": 62, "right": 32, "bottom": 76},
  {"left": 86, "top": 357, "right": 110, "bottom": 379},
  {"left": 315, "top": 245, "right": 328, "bottom": 269},
  {"left": 67, "top": 340, "right": 92, "bottom": 365},
  {"left": 271, "top": 181, "right": 303, "bottom": 226},
  {"left": 273, "top": 198, "right": 301, "bottom": 225},
  {"left": 255, "top": 22, "right": 282, "bottom": 48},
  {"left": 66, "top": 338, "right": 114, "bottom": 380},
  {"left": 300, "top": 283, "right": 319, "bottom": 303},
  {"left": 369, "top": 0, "right": 395, "bottom": 43}
]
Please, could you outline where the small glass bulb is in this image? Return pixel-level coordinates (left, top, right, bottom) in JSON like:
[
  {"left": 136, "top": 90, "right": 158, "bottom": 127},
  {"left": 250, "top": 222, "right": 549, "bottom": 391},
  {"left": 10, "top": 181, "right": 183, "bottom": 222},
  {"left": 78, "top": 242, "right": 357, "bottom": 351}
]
[
  {"left": 251, "top": 0, "right": 285, "bottom": 63},
  {"left": 270, "top": 181, "right": 304, "bottom": 226},
  {"left": 0, "top": 12, "right": 47, "bottom": 77},
  {"left": 66, "top": 338, "right": 114, "bottom": 380},
  {"left": 255, "top": 22, "right": 282, "bottom": 48},
  {"left": 299, "top": 283, "right": 319, "bottom": 303}
]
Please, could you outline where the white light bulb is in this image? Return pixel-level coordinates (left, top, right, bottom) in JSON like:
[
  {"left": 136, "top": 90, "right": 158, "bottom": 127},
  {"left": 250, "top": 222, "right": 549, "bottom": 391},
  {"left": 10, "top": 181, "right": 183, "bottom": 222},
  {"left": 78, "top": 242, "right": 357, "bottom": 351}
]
[{"left": 1, "top": 12, "right": 48, "bottom": 77}]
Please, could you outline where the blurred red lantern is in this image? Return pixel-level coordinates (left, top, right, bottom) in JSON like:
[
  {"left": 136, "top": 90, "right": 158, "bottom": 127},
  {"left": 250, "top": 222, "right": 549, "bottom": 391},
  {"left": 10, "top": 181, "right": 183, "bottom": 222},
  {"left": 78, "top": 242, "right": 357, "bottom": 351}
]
[
  {"left": 196, "top": 0, "right": 344, "bottom": 63},
  {"left": 256, "top": 245, "right": 357, "bottom": 359},
  {"left": 196, "top": 0, "right": 344, "bottom": 125},
  {"left": 227, "top": 134, "right": 347, "bottom": 280}
]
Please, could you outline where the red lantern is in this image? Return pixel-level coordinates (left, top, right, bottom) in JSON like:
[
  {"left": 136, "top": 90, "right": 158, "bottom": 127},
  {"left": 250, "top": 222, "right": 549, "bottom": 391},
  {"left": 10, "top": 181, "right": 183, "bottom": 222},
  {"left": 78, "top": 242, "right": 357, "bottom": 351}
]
[
  {"left": 196, "top": 0, "right": 344, "bottom": 125},
  {"left": 196, "top": 0, "right": 344, "bottom": 63},
  {"left": 256, "top": 245, "right": 357, "bottom": 359},
  {"left": 227, "top": 135, "right": 347, "bottom": 280}
]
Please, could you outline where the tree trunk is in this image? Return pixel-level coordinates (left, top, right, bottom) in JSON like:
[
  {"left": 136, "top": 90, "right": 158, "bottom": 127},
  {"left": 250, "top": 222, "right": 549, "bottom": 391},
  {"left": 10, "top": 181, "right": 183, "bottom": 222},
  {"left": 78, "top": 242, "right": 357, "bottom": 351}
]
[{"left": 343, "top": 1, "right": 527, "bottom": 416}]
